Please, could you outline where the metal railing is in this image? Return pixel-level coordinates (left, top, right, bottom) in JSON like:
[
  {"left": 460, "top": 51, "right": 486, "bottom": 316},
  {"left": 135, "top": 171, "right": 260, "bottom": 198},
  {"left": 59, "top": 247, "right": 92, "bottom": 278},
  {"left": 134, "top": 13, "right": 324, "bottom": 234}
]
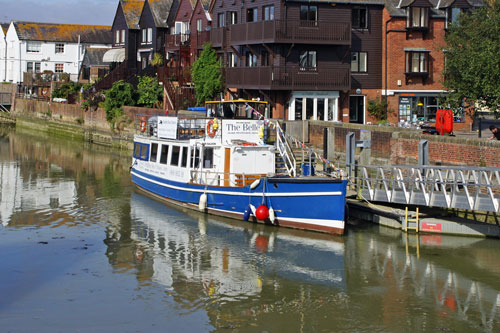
[
  {"left": 354, "top": 165, "right": 500, "bottom": 213},
  {"left": 275, "top": 121, "right": 296, "bottom": 177},
  {"left": 190, "top": 169, "right": 264, "bottom": 187}
]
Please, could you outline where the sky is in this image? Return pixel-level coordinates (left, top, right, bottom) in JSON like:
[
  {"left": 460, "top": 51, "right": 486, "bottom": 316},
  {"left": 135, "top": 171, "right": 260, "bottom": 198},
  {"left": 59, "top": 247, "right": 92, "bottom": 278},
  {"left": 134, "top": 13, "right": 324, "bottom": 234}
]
[{"left": 0, "top": 0, "right": 118, "bottom": 26}]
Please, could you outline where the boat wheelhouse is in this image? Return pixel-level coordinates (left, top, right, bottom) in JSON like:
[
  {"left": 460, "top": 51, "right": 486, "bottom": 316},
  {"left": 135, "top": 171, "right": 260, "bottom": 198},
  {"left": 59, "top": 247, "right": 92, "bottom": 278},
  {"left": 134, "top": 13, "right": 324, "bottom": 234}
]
[{"left": 131, "top": 100, "right": 347, "bottom": 235}]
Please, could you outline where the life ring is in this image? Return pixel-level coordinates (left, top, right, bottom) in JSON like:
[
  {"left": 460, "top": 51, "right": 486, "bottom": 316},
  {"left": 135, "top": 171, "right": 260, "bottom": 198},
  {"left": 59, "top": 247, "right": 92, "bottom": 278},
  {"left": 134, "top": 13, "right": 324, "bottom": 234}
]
[
  {"left": 207, "top": 120, "right": 216, "bottom": 138},
  {"left": 140, "top": 118, "right": 147, "bottom": 133}
]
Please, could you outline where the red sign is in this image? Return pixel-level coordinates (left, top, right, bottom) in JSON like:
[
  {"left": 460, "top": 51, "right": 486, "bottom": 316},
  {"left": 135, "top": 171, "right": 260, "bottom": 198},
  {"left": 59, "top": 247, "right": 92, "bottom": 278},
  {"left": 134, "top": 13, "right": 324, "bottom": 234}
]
[{"left": 421, "top": 222, "right": 442, "bottom": 232}]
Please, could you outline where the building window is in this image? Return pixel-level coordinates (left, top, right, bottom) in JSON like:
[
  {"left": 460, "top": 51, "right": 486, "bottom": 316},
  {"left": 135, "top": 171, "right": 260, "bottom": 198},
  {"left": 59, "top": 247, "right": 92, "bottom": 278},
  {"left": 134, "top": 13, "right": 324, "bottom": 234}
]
[
  {"left": 351, "top": 52, "right": 367, "bottom": 73},
  {"left": 263, "top": 6, "right": 274, "bottom": 21},
  {"left": 26, "top": 62, "right": 41, "bottom": 73},
  {"left": 229, "top": 53, "right": 238, "bottom": 67},
  {"left": 352, "top": 8, "right": 368, "bottom": 29},
  {"left": 197, "top": 19, "right": 203, "bottom": 32},
  {"left": 218, "top": 13, "right": 225, "bottom": 27},
  {"left": 26, "top": 41, "right": 41, "bottom": 53},
  {"left": 300, "top": 5, "right": 317, "bottom": 22},
  {"left": 446, "top": 8, "right": 465, "bottom": 28},
  {"left": 121, "top": 30, "right": 125, "bottom": 44},
  {"left": 229, "top": 11, "right": 238, "bottom": 25},
  {"left": 55, "top": 43, "right": 64, "bottom": 54},
  {"left": 405, "top": 51, "right": 429, "bottom": 73},
  {"left": 142, "top": 28, "right": 152, "bottom": 44},
  {"left": 55, "top": 63, "right": 64, "bottom": 73},
  {"left": 247, "top": 8, "right": 257, "bottom": 23},
  {"left": 299, "top": 50, "right": 317, "bottom": 71},
  {"left": 246, "top": 52, "right": 257, "bottom": 67},
  {"left": 261, "top": 51, "right": 270, "bottom": 66},
  {"left": 115, "top": 30, "right": 120, "bottom": 44},
  {"left": 407, "top": 7, "right": 428, "bottom": 28},
  {"left": 398, "top": 96, "right": 444, "bottom": 122}
]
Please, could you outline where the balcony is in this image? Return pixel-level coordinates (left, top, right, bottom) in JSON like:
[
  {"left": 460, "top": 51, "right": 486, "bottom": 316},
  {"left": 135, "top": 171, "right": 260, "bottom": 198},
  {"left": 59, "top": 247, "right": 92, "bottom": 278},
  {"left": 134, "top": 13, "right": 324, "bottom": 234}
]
[
  {"left": 166, "top": 34, "right": 190, "bottom": 51},
  {"left": 192, "top": 31, "right": 211, "bottom": 49},
  {"left": 212, "top": 20, "right": 351, "bottom": 47},
  {"left": 210, "top": 27, "right": 228, "bottom": 48},
  {"left": 224, "top": 64, "right": 350, "bottom": 91}
]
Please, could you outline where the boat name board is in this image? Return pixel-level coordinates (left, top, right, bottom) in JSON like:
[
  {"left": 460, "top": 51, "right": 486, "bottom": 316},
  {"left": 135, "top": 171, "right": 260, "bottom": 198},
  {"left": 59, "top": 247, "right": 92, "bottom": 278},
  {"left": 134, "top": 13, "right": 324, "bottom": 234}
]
[
  {"left": 222, "top": 120, "right": 263, "bottom": 144},
  {"left": 157, "top": 117, "right": 178, "bottom": 139}
]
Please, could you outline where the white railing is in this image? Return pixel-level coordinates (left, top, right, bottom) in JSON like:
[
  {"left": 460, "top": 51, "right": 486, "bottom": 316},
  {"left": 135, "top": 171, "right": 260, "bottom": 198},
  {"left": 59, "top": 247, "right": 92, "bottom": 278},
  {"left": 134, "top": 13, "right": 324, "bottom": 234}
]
[
  {"left": 190, "top": 169, "right": 264, "bottom": 188},
  {"left": 354, "top": 165, "right": 500, "bottom": 213},
  {"left": 274, "top": 121, "right": 296, "bottom": 177}
]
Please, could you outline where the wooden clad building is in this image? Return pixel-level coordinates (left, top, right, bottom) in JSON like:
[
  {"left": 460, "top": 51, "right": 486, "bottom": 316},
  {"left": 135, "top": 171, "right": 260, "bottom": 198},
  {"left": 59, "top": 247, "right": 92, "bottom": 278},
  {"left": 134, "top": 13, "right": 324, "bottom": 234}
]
[{"left": 209, "top": 0, "right": 385, "bottom": 123}]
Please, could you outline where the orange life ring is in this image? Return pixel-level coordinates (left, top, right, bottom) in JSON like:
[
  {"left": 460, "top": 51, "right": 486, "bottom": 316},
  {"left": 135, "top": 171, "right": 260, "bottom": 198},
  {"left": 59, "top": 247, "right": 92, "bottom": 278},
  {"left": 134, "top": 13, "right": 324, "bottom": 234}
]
[
  {"left": 140, "top": 118, "right": 147, "bottom": 133},
  {"left": 206, "top": 120, "right": 216, "bottom": 138}
]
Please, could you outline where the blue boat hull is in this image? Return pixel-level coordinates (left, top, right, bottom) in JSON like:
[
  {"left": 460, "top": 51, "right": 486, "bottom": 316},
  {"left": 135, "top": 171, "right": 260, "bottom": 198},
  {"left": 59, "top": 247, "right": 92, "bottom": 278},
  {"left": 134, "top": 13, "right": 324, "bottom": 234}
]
[{"left": 131, "top": 168, "right": 347, "bottom": 235}]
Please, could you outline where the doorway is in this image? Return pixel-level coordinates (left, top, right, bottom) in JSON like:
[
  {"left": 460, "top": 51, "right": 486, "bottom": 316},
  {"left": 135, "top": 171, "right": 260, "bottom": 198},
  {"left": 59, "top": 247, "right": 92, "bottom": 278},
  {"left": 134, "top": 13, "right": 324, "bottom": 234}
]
[{"left": 349, "top": 95, "right": 365, "bottom": 124}]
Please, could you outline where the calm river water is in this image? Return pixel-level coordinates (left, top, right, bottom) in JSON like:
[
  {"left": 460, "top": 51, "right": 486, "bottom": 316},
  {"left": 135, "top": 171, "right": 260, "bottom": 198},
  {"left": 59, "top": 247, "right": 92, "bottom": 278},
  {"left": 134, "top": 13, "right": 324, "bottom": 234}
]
[{"left": 1, "top": 126, "right": 500, "bottom": 332}]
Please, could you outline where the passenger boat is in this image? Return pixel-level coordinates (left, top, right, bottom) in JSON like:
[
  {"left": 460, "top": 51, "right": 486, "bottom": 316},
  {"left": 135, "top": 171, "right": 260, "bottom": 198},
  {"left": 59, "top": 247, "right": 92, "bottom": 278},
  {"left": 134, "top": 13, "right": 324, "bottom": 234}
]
[{"left": 130, "top": 100, "right": 347, "bottom": 235}]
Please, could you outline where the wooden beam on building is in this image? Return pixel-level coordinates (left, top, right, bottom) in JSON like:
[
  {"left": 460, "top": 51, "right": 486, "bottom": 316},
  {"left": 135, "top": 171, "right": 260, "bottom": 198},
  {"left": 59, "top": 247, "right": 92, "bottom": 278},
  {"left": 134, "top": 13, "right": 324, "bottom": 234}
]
[
  {"left": 259, "top": 89, "right": 275, "bottom": 107},
  {"left": 230, "top": 46, "right": 242, "bottom": 58}
]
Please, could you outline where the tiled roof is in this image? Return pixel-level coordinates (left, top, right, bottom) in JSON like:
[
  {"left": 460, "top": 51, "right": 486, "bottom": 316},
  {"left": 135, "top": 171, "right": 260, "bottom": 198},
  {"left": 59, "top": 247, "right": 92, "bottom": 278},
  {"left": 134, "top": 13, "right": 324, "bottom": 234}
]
[
  {"left": 148, "top": 0, "right": 175, "bottom": 28},
  {"left": 82, "top": 48, "right": 112, "bottom": 66},
  {"left": 1, "top": 23, "right": 9, "bottom": 35},
  {"left": 13, "top": 21, "right": 112, "bottom": 44},
  {"left": 201, "top": 0, "right": 211, "bottom": 11},
  {"left": 286, "top": 0, "right": 385, "bottom": 4},
  {"left": 121, "top": 0, "right": 145, "bottom": 29},
  {"left": 386, "top": 0, "right": 484, "bottom": 16}
]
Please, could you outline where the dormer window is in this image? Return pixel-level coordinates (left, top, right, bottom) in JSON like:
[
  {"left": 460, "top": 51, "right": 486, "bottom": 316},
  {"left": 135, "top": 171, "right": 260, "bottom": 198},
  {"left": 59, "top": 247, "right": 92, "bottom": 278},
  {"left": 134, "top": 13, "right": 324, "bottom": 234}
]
[
  {"left": 446, "top": 8, "right": 466, "bottom": 29},
  {"left": 407, "top": 7, "right": 428, "bottom": 29}
]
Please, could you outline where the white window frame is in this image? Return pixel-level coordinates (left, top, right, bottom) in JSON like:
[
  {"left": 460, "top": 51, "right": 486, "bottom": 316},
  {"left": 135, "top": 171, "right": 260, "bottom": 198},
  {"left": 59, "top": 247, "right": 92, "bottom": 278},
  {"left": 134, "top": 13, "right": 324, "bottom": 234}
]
[
  {"left": 26, "top": 41, "right": 41, "bottom": 53},
  {"left": 115, "top": 30, "right": 120, "bottom": 44},
  {"left": 55, "top": 63, "right": 64, "bottom": 73},
  {"left": 197, "top": 19, "right": 203, "bottom": 32},
  {"left": 55, "top": 43, "right": 64, "bottom": 54},
  {"left": 351, "top": 51, "right": 367, "bottom": 73},
  {"left": 121, "top": 30, "right": 125, "bottom": 44}
]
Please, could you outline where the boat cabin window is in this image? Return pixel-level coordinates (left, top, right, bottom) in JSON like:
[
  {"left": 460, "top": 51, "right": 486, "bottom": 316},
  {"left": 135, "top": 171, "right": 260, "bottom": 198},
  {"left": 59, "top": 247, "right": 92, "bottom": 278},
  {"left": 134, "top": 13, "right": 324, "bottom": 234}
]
[
  {"left": 191, "top": 147, "right": 200, "bottom": 168},
  {"left": 181, "top": 146, "right": 188, "bottom": 168},
  {"left": 203, "top": 147, "right": 214, "bottom": 168},
  {"left": 150, "top": 143, "right": 158, "bottom": 162},
  {"left": 133, "top": 142, "right": 149, "bottom": 161},
  {"left": 159, "top": 144, "right": 169, "bottom": 164},
  {"left": 171, "top": 146, "right": 181, "bottom": 166},
  {"left": 206, "top": 102, "right": 268, "bottom": 119}
]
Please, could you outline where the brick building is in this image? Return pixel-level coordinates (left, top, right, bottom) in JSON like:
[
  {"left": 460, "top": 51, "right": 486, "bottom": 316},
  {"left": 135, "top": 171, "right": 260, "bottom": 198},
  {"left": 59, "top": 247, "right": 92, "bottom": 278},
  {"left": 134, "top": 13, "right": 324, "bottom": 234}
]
[{"left": 383, "top": 0, "right": 483, "bottom": 128}]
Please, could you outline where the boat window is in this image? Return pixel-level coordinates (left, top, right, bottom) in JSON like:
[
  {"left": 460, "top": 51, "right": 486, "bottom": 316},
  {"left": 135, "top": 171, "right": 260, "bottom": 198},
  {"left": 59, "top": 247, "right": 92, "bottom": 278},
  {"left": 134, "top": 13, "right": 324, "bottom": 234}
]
[
  {"left": 171, "top": 146, "right": 180, "bottom": 166},
  {"left": 191, "top": 147, "right": 200, "bottom": 168},
  {"left": 133, "top": 143, "right": 141, "bottom": 158},
  {"left": 181, "top": 146, "right": 188, "bottom": 167},
  {"left": 160, "top": 144, "right": 169, "bottom": 164},
  {"left": 139, "top": 144, "right": 149, "bottom": 160},
  {"left": 203, "top": 147, "right": 214, "bottom": 168},
  {"left": 150, "top": 143, "right": 158, "bottom": 162}
]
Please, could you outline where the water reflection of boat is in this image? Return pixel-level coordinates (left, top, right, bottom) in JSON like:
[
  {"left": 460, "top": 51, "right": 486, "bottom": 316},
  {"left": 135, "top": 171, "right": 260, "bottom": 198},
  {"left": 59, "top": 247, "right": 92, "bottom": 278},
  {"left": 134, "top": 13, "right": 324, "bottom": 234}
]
[{"left": 129, "top": 192, "right": 346, "bottom": 298}]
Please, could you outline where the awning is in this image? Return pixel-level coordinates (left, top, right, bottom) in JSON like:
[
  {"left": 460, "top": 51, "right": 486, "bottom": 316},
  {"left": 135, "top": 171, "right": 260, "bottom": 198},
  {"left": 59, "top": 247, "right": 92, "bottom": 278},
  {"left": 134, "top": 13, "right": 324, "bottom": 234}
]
[{"left": 103, "top": 48, "right": 125, "bottom": 63}]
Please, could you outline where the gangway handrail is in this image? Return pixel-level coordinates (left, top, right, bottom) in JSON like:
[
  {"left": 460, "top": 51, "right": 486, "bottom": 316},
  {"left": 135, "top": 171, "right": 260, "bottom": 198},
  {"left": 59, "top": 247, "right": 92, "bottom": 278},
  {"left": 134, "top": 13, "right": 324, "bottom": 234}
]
[
  {"left": 274, "top": 121, "right": 296, "bottom": 177},
  {"left": 349, "top": 164, "right": 500, "bottom": 213}
]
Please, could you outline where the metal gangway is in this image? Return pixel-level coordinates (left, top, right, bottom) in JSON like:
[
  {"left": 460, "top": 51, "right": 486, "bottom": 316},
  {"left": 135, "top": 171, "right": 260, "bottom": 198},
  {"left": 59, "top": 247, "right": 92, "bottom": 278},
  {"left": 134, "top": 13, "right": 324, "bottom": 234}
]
[
  {"left": 0, "top": 92, "right": 11, "bottom": 112},
  {"left": 343, "top": 132, "right": 500, "bottom": 213},
  {"left": 353, "top": 165, "right": 500, "bottom": 213}
]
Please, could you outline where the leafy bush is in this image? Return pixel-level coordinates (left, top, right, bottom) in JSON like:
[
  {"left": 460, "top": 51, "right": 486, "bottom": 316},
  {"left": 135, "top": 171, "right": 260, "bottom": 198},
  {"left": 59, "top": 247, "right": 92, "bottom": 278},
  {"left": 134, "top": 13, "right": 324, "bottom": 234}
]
[
  {"left": 52, "top": 82, "right": 81, "bottom": 100},
  {"left": 136, "top": 76, "right": 162, "bottom": 108},
  {"left": 367, "top": 98, "right": 393, "bottom": 122},
  {"left": 192, "top": 43, "right": 222, "bottom": 106},
  {"left": 104, "top": 81, "right": 136, "bottom": 121},
  {"left": 151, "top": 52, "right": 165, "bottom": 67}
]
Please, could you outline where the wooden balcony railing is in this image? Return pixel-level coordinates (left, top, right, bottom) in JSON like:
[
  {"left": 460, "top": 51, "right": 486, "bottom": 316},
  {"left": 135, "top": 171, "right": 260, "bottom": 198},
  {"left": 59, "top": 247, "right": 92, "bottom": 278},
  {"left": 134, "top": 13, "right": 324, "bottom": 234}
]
[
  {"left": 224, "top": 64, "right": 350, "bottom": 91},
  {"left": 212, "top": 20, "right": 351, "bottom": 46},
  {"left": 166, "top": 34, "right": 190, "bottom": 50},
  {"left": 192, "top": 31, "right": 210, "bottom": 49},
  {"left": 210, "top": 27, "right": 228, "bottom": 48},
  {"left": 157, "top": 65, "right": 192, "bottom": 86},
  {"left": 94, "top": 61, "right": 136, "bottom": 91}
]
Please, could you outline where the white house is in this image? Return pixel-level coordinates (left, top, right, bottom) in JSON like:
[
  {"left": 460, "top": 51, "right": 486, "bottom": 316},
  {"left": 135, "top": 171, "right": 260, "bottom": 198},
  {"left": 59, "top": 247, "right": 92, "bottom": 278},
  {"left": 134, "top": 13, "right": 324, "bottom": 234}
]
[
  {"left": 0, "top": 23, "right": 9, "bottom": 82},
  {"left": 1, "top": 21, "right": 112, "bottom": 84}
]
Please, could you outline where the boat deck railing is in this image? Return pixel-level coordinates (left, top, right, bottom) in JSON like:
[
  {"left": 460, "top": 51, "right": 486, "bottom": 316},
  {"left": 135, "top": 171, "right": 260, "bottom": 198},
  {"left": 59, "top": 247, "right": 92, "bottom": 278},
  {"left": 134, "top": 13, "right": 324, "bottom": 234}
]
[
  {"left": 190, "top": 169, "right": 267, "bottom": 188},
  {"left": 135, "top": 114, "right": 209, "bottom": 140}
]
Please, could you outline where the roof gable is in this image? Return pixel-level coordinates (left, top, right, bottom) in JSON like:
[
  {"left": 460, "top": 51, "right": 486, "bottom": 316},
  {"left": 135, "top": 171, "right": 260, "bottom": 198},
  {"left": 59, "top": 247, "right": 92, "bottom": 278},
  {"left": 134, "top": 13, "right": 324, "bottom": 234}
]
[
  {"left": 121, "top": 0, "right": 145, "bottom": 29},
  {"left": 13, "top": 21, "right": 112, "bottom": 44},
  {"left": 0, "top": 23, "right": 8, "bottom": 35},
  {"left": 147, "top": 0, "right": 175, "bottom": 28}
]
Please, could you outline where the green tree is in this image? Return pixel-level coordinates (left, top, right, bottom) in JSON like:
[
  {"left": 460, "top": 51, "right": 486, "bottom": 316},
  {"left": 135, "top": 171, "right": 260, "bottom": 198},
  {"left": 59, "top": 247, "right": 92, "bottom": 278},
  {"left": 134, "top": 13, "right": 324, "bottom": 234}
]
[
  {"left": 136, "top": 76, "right": 163, "bottom": 108},
  {"left": 52, "top": 82, "right": 81, "bottom": 100},
  {"left": 443, "top": 1, "right": 500, "bottom": 117},
  {"left": 191, "top": 43, "right": 222, "bottom": 105},
  {"left": 104, "top": 80, "right": 136, "bottom": 121}
]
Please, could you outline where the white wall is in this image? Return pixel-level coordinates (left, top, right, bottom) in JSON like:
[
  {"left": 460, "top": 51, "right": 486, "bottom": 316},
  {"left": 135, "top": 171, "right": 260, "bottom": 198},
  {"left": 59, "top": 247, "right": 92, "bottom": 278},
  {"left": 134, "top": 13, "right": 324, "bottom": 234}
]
[
  {"left": 0, "top": 27, "right": 6, "bottom": 82},
  {"left": 0, "top": 22, "right": 110, "bottom": 84}
]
